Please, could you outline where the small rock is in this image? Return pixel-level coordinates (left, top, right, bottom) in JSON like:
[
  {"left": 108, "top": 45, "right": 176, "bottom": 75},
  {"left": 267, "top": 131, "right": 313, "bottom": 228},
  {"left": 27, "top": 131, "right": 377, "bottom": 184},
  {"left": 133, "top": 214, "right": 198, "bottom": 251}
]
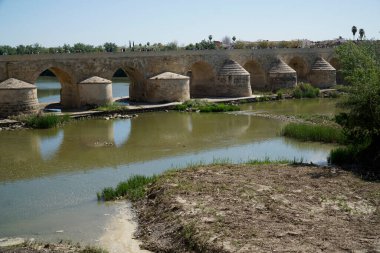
[
  {"left": 55, "top": 230, "right": 64, "bottom": 233},
  {"left": 201, "top": 217, "right": 216, "bottom": 223},
  {"left": 105, "top": 117, "right": 110, "bottom": 120},
  {"left": 0, "top": 237, "right": 25, "bottom": 247}
]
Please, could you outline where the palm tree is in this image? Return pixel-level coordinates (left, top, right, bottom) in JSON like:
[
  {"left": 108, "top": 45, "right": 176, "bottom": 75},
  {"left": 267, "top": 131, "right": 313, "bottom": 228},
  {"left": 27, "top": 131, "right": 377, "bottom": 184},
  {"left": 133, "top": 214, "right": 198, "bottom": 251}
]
[
  {"left": 351, "top": 26, "right": 357, "bottom": 40},
  {"left": 208, "top": 35, "right": 213, "bottom": 43},
  {"left": 359, "top": 28, "right": 365, "bottom": 40}
]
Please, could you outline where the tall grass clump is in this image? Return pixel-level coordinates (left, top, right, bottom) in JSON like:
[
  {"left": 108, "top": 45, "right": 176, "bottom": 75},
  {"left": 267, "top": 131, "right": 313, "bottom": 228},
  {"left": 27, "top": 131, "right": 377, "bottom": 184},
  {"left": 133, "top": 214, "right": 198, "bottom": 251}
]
[
  {"left": 292, "top": 83, "right": 320, "bottom": 98},
  {"left": 281, "top": 123, "right": 345, "bottom": 143},
  {"left": 246, "top": 157, "right": 292, "bottom": 165},
  {"left": 328, "top": 146, "right": 359, "bottom": 165},
  {"left": 97, "top": 175, "right": 157, "bottom": 202},
  {"left": 23, "top": 114, "right": 70, "bottom": 129}
]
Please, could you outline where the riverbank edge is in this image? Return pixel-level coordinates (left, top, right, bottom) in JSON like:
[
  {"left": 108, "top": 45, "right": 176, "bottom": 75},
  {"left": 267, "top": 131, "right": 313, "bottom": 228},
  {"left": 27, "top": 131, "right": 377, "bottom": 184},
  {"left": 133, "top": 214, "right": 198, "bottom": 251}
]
[
  {"left": 0, "top": 89, "right": 340, "bottom": 131},
  {"left": 131, "top": 163, "right": 379, "bottom": 252}
]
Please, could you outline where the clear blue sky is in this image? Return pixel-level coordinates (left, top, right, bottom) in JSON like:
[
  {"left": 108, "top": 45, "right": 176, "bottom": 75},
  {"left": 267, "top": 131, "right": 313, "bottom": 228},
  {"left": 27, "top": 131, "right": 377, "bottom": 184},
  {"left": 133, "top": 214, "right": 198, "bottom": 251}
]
[{"left": 0, "top": 0, "right": 379, "bottom": 47}]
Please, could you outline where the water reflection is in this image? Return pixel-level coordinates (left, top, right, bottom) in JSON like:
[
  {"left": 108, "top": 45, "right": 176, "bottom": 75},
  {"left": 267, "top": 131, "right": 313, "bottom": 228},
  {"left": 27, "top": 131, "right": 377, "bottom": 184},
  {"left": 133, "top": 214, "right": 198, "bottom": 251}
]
[
  {"left": 112, "top": 119, "right": 131, "bottom": 147},
  {"left": 39, "top": 130, "right": 64, "bottom": 160},
  {"left": 0, "top": 110, "right": 336, "bottom": 182}
]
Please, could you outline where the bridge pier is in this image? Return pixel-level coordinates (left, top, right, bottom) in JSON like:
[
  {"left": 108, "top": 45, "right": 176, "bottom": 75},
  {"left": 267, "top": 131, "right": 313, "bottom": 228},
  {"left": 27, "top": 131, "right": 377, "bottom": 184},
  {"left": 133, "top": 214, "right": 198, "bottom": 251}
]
[
  {"left": 268, "top": 59, "right": 297, "bottom": 91},
  {"left": 309, "top": 57, "right": 336, "bottom": 88},
  {"left": 78, "top": 76, "right": 113, "bottom": 106}
]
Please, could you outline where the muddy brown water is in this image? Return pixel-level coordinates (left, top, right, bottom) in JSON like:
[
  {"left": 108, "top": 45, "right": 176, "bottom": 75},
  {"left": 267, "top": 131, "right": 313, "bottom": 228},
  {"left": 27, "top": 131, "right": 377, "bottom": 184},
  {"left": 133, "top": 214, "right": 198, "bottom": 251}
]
[{"left": 0, "top": 96, "right": 340, "bottom": 245}]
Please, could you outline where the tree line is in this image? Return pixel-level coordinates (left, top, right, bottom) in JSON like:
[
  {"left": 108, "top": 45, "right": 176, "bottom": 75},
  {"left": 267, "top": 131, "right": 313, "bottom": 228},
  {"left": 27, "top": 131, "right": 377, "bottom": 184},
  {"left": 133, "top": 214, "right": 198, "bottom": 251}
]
[{"left": 1, "top": 31, "right": 373, "bottom": 56}]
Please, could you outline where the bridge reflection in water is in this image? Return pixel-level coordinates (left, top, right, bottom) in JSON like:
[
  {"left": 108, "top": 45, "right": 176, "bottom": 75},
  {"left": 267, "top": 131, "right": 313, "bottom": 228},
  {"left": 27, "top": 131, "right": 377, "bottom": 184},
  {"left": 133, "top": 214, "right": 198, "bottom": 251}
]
[{"left": 0, "top": 108, "right": 338, "bottom": 183}]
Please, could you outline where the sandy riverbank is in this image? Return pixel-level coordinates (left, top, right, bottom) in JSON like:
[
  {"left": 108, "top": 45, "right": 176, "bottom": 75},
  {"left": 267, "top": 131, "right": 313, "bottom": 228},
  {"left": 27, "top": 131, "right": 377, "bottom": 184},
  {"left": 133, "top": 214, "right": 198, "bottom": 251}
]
[
  {"left": 99, "top": 202, "right": 151, "bottom": 253},
  {"left": 133, "top": 164, "right": 380, "bottom": 252}
]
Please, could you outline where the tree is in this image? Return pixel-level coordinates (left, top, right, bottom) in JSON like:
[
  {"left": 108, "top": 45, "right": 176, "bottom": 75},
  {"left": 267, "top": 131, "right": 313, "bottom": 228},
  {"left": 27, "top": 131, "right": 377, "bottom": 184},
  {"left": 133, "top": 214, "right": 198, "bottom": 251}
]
[
  {"left": 103, "top": 42, "right": 118, "bottom": 52},
  {"left": 334, "top": 41, "right": 380, "bottom": 171},
  {"left": 208, "top": 35, "right": 213, "bottom": 43},
  {"left": 352, "top": 26, "right": 357, "bottom": 40},
  {"left": 222, "top": 36, "right": 231, "bottom": 46},
  {"left": 359, "top": 28, "right": 365, "bottom": 40}
]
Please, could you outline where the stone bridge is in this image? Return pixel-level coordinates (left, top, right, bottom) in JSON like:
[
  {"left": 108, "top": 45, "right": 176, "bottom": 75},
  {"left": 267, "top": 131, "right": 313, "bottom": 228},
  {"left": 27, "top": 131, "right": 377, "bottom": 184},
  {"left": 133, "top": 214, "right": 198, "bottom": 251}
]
[{"left": 0, "top": 48, "right": 337, "bottom": 110}]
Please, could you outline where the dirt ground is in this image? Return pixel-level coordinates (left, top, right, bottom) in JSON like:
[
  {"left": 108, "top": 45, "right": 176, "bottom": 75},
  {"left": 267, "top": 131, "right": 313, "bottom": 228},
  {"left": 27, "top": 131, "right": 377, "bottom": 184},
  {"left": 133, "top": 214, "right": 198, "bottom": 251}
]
[{"left": 135, "top": 164, "right": 380, "bottom": 253}]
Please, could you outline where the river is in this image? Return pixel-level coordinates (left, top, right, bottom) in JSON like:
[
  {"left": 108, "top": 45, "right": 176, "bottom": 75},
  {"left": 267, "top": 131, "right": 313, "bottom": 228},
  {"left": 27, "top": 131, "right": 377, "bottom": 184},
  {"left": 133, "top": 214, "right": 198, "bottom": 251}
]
[{"left": 0, "top": 78, "right": 340, "bottom": 246}]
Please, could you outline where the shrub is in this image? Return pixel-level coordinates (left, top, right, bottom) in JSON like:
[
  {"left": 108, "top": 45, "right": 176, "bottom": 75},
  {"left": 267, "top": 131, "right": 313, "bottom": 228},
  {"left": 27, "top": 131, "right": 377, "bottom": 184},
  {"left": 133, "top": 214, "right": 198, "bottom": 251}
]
[
  {"left": 292, "top": 83, "right": 320, "bottom": 98},
  {"left": 281, "top": 123, "right": 345, "bottom": 144},
  {"left": 23, "top": 114, "right": 70, "bottom": 129}
]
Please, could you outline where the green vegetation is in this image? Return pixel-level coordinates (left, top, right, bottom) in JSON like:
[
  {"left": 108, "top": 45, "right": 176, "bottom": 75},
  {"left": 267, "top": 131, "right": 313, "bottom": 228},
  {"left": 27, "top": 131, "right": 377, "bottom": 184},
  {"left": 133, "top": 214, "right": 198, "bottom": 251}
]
[
  {"left": 282, "top": 123, "right": 345, "bottom": 144},
  {"left": 292, "top": 83, "right": 320, "bottom": 98},
  {"left": 174, "top": 100, "right": 240, "bottom": 112},
  {"left": 1, "top": 37, "right": 355, "bottom": 56},
  {"left": 21, "top": 114, "right": 70, "bottom": 129},
  {"left": 330, "top": 41, "right": 380, "bottom": 172},
  {"left": 97, "top": 175, "right": 157, "bottom": 202},
  {"left": 246, "top": 157, "right": 295, "bottom": 165},
  {"left": 328, "top": 146, "right": 360, "bottom": 165},
  {"left": 95, "top": 102, "right": 128, "bottom": 112}
]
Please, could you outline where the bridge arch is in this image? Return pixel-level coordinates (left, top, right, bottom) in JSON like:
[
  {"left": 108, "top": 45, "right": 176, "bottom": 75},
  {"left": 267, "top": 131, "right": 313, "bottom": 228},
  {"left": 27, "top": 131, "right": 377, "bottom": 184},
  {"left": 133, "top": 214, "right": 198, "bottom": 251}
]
[
  {"left": 108, "top": 66, "right": 145, "bottom": 101},
  {"left": 243, "top": 60, "right": 268, "bottom": 91},
  {"left": 111, "top": 68, "right": 129, "bottom": 101},
  {"left": 187, "top": 61, "right": 216, "bottom": 98},
  {"left": 288, "top": 56, "right": 308, "bottom": 82},
  {"left": 32, "top": 66, "right": 77, "bottom": 108}
]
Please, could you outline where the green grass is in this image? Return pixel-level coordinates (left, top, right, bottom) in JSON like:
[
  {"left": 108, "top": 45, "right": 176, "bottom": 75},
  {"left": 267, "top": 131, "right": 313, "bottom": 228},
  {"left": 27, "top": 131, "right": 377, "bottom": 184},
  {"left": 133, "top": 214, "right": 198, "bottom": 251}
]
[
  {"left": 292, "top": 83, "right": 320, "bottom": 98},
  {"left": 246, "top": 157, "right": 293, "bottom": 165},
  {"left": 22, "top": 114, "right": 70, "bottom": 129},
  {"left": 281, "top": 123, "right": 345, "bottom": 144},
  {"left": 95, "top": 102, "right": 128, "bottom": 112},
  {"left": 97, "top": 175, "right": 157, "bottom": 202},
  {"left": 174, "top": 100, "right": 240, "bottom": 112}
]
